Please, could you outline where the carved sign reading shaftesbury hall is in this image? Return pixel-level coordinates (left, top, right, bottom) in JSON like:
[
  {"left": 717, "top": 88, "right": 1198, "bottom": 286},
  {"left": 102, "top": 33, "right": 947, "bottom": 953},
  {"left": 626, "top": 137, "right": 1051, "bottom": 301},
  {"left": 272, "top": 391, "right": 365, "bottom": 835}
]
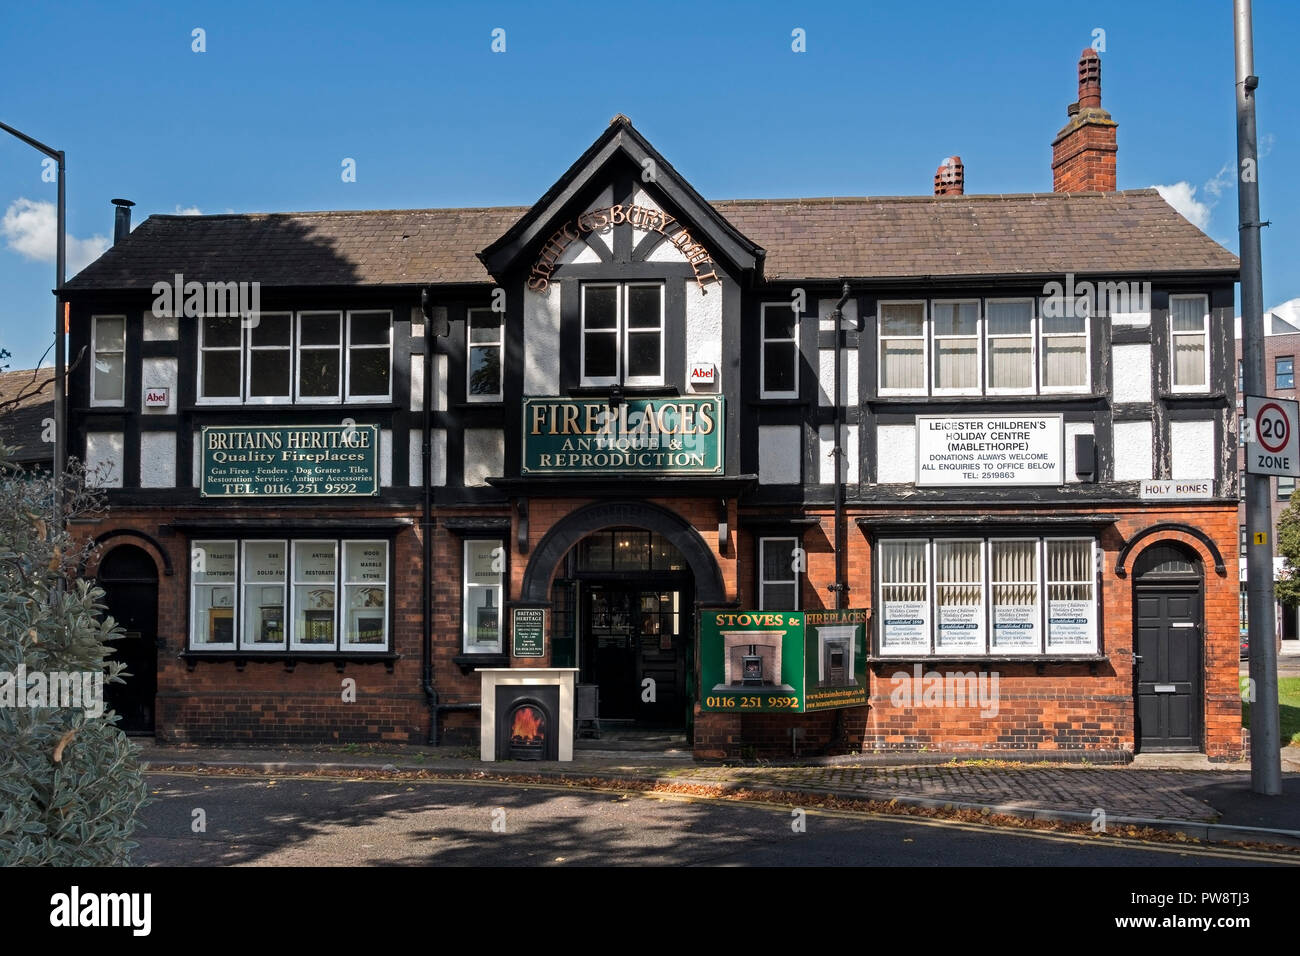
[{"left": 527, "top": 204, "right": 720, "bottom": 294}]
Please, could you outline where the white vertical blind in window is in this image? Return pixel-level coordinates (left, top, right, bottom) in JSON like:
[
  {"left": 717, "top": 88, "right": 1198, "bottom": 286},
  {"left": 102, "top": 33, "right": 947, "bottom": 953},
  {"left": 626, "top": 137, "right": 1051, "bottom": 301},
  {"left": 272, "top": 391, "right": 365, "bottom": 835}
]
[
  {"left": 880, "top": 303, "right": 926, "bottom": 391},
  {"left": 1041, "top": 313, "right": 1087, "bottom": 389},
  {"left": 991, "top": 539, "right": 1039, "bottom": 650},
  {"left": 986, "top": 300, "right": 1034, "bottom": 390},
  {"left": 1171, "top": 296, "right": 1208, "bottom": 389},
  {"left": 935, "top": 540, "right": 984, "bottom": 650},
  {"left": 933, "top": 301, "right": 979, "bottom": 391}
]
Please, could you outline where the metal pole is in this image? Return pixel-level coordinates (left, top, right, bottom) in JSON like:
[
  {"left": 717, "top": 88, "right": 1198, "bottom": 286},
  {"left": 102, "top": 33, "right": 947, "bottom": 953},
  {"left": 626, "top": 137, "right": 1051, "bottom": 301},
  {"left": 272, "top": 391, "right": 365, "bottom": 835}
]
[
  {"left": 1235, "top": 0, "right": 1282, "bottom": 795},
  {"left": 0, "top": 122, "right": 66, "bottom": 519},
  {"left": 55, "top": 152, "right": 66, "bottom": 521}
]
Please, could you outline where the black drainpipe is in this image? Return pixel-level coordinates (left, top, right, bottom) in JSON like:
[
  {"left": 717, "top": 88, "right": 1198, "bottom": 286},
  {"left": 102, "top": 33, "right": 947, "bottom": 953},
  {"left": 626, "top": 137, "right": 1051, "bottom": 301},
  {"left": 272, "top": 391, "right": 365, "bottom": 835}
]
[
  {"left": 420, "top": 289, "right": 444, "bottom": 743},
  {"left": 830, "top": 281, "right": 852, "bottom": 611},
  {"left": 828, "top": 281, "right": 853, "bottom": 756}
]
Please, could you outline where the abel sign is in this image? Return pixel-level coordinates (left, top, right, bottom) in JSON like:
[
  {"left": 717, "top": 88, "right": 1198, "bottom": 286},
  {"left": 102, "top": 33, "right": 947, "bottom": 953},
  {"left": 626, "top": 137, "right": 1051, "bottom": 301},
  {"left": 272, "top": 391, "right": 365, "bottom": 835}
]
[{"left": 917, "top": 415, "right": 1063, "bottom": 486}]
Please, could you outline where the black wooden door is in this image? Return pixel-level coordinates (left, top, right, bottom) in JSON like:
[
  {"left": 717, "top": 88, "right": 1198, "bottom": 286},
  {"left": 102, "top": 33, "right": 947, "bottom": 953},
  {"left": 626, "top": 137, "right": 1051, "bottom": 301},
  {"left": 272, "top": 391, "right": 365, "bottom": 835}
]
[
  {"left": 635, "top": 587, "right": 688, "bottom": 727},
  {"left": 1134, "top": 588, "right": 1202, "bottom": 751},
  {"left": 101, "top": 580, "right": 159, "bottom": 734},
  {"left": 584, "top": 586, "right": 637, "bottom": 719}
]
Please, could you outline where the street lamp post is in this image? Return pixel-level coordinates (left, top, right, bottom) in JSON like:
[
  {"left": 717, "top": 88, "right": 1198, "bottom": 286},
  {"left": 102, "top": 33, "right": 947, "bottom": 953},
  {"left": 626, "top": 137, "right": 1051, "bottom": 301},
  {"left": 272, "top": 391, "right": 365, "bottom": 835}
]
[{"left": 0, "top": 121, "right": 65, "bottom": 520}]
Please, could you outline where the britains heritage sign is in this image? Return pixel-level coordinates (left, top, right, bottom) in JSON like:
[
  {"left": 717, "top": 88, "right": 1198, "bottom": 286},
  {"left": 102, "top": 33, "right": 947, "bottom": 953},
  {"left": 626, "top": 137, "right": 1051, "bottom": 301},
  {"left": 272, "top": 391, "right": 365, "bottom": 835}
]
[
  {"left": 521, "top": 397, "right": 723, "bottom": 475},
  {"left": 201, "top": 425, "right": 380, "bottom": 497}
]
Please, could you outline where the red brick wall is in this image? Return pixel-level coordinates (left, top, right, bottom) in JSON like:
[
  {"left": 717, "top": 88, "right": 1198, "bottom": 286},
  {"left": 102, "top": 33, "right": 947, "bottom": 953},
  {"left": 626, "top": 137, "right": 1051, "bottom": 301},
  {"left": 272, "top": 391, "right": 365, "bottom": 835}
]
[
  {"left": 718, "top": 504, "right": 1240, "bottom": 761},
  {"left": 77, "top": 500, "right": 1240, "bottom": 760},
  {"left": 79, "top": 507, "right": 429, "bottom": 744},
  {"left": 1052, "top": 122, "right": 1118, "bottom": 193}
]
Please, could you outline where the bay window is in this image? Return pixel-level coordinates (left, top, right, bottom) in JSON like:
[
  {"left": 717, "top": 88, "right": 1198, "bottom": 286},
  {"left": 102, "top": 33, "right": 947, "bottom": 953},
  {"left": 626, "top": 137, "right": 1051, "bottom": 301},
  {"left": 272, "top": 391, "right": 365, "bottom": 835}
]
[
  {"left": 1169, "top": 294, "right": 1209, "bottom": 392},
  {"left": 463, "top": 539, "right": 504, "bottom": 653},
  {"left": 581, "top": 282, "right": 664, "bottom": 386},
  {"left": 188, "top": 537, "right": 390, "bottom": 652},
  {"left": 879, "top": 301, "right": 926, "bottom": 394},
  {"left": 91, "top": 315, "right": 126, "bottom": 406},
  {"left": 760, "top": 303, "right": 799, "bottom": 397},
  {"left": 877, "top": 537, "right": 1097, "bottom": 656},
  {"left": 467, "top": 307, "right": 503, "bottom": 401}
]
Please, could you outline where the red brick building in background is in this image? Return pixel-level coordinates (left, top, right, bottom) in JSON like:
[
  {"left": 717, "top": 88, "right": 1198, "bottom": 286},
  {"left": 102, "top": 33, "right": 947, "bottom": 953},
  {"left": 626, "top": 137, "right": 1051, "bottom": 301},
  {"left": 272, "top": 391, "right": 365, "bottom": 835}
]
[
  {"left": 1234, "top": 302, "right": 1300, "bottom": 642},
  {"left": 61, "top": 49, "right": 1243, "bottom": 760}
]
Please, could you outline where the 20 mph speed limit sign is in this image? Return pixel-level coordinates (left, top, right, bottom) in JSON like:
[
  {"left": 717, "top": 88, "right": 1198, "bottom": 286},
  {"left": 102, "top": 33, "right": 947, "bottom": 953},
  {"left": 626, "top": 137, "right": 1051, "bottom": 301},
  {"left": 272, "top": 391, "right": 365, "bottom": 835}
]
[{"left": 1244, "top": 394, "right": 1300, "bottom": 476}]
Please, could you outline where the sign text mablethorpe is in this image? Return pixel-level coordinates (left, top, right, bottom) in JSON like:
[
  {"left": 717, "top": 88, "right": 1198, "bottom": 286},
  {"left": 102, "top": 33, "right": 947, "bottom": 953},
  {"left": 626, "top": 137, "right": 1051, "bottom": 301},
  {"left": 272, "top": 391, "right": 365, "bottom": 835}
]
[{"left": 917, "top": 415, "right": 1063, "bottom": 486}]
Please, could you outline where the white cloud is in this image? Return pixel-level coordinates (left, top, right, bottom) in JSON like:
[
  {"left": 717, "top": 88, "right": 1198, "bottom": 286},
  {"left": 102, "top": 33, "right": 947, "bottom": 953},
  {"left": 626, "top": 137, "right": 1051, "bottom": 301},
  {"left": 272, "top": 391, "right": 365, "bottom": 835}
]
[
  {"left": 173, "top": 205, "right": 202, "bottom": 215},
  {"left": 1202, "top": 162, "right": 1233, "bottom": 200},
  {"left": 1152, "top": 181, "right": 1211, "bottom": 230},
  {"left": 2, "top": 198, "right": 110, "bottom": 274}
]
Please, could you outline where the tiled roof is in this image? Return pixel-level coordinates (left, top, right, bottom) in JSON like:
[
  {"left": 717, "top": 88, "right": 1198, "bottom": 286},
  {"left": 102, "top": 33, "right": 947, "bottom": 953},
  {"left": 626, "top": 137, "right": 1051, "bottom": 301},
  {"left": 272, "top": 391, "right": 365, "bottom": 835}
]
[
  {"left": 64, "top": 189, "right": 1236, "bottom": 291},
  {"left": 0, "top": 368, "right": 55, "bottom": 465}
]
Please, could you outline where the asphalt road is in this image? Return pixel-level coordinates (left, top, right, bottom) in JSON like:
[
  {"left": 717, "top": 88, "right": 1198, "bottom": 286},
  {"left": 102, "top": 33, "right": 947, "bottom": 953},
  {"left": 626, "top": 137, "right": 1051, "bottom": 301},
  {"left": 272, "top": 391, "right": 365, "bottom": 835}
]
[{"left": 135, "top": 772, "right": 1297, "bottom": 867}]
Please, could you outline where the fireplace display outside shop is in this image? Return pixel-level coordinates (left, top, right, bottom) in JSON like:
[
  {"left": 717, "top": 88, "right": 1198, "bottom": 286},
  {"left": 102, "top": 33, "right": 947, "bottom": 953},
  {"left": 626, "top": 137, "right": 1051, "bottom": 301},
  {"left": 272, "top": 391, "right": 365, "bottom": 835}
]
[
  {"left": 478, "top": 668, "right": 578, "bottom": 761},
  {"left": 495, "top": 686, "right": 559, "bottom": 761},
  {"left": 711, "top": 630, "right": 796, "bottom": 693},
  {"left": 817, "top": 625, "right": 856, "bottom": 687}
]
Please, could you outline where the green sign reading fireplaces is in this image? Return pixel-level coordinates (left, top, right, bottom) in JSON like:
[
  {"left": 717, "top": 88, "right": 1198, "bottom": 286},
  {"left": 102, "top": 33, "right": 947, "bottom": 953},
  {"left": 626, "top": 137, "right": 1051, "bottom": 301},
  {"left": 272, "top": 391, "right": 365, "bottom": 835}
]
[
  {"left": 521, "top": 397, "right": 723, "bottom": 475},
  {"left": 201, "top": 425, "right": 379, "bottom": 497},
  {"left": 699, "top": 609, "right": 868, "bottom": 713}
]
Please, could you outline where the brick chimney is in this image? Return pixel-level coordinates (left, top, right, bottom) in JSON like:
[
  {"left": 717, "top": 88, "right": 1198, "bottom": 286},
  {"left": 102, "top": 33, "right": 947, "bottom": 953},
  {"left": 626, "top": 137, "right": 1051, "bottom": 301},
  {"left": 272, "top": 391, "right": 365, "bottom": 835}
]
[
  {"left": 934, "top": 156, "right": 964, "bottom": 196},
  {"left": 1051, "top": 48, "right": 1117, "bottom": 192}
]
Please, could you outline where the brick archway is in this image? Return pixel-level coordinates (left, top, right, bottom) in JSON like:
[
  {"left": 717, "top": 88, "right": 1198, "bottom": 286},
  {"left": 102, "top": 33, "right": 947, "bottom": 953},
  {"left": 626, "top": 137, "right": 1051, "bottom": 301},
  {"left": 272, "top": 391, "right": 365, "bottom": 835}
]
[{"left": 519, "top": 500, "right": 725, "bottom": 603}]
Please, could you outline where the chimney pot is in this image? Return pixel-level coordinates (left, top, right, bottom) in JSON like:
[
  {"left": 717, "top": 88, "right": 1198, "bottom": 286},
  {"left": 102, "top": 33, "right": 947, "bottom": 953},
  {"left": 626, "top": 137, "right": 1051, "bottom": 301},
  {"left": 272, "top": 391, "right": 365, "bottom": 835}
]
[
  {"left": 1077, "top": 47, "right": 1102, "bottom": 109},
  {"left": 934, "top": 155, "right": 964, "bottom": 196},
  {"left": 111, "top": 198, "right": 134, "bottom": 245},
  {"left": 1052, "top": 50, "right": 1117, "bottom": 192}
]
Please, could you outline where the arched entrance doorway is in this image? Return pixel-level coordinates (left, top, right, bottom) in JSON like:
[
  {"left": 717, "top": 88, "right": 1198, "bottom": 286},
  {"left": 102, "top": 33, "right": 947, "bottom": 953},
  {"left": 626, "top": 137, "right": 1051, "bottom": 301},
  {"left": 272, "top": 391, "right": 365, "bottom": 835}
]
[
  {"left": 1132, "top": 542, "right": 1204, "bottom": 752},
  {"left": 96, "top": 545, "right": 159, "bottom": 734},
  {"left": 521, "top": 501, "right": 725, "bottom": 733}
]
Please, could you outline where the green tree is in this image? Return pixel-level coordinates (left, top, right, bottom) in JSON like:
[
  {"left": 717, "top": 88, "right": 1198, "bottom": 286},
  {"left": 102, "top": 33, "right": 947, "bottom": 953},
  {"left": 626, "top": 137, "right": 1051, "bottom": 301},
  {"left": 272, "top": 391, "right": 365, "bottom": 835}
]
[
  {"left": 1275, "top": 488, "right": 1300, "bottom": 610},
  {"left": 0, "top": 446, "right": 149, "bottom": 865}
]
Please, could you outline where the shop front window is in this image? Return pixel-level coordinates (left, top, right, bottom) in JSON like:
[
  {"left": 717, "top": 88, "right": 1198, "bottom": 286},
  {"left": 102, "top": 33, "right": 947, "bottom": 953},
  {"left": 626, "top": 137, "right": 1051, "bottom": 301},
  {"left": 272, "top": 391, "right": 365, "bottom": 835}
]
[
  {"left": 877, "top": 537, "right": 1097, "bottom": 656},
  {"left": 188, "top": 537, "right": 389, "bottom": 652}
]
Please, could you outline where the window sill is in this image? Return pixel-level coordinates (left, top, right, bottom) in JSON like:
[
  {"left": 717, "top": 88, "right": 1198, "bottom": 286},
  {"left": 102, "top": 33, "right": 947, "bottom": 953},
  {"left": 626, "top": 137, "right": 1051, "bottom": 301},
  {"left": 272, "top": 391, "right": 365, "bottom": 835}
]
[
  {"left": 869, "top": 654, "right": 1108, "bottom": 674},
  {"left": 180, "top": 650, "right": 399, "bottom": 673},
  {"left": 1161, "top": 391, "right": 1225, "bottom": 402},
  {"left": 868, "top": 393, "right": 1101, "bottom": 405},
  {"left": 749, "top": 397, "right": 809, "bottom": 407},
  {"left": 185, "top": 402, "right": 398, "bottom": 412},
  {"left": 454, "top": 652, "right": 508, "bottom": 674},
  {"left": 566, "top": 385, "right": 679, "bottom": 398}
]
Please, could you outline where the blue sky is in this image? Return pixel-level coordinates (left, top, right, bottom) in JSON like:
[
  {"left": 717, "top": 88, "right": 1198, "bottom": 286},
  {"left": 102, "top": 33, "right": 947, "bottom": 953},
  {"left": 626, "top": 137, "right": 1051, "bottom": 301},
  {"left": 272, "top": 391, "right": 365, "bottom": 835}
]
[{"left": 1, "top": 0, "right": 1296, "bottom": 369}]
